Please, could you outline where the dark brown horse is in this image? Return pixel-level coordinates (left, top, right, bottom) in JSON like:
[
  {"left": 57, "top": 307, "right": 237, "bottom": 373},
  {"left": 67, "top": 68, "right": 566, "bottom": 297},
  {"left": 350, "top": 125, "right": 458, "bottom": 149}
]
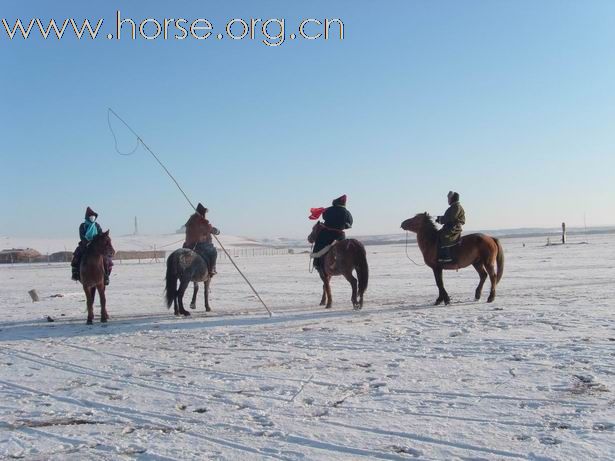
[
  {"left": 165, "top": 248, "right": 211, "bottom": 316},
  {"left": 308, "top": 221, "right": 369, "bottom": 309},
  {"left": 80, "top": 231, "right": 115, "bottom": 324},
  {"left": 401, "top": 213, "right": 504, "bottom": 305}
]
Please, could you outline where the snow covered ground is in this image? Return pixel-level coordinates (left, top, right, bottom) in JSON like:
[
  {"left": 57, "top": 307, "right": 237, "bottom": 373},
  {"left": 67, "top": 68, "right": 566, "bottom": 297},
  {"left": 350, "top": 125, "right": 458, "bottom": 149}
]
[{"left": 1, "top": 234, "right": 614, "bottom": 460}]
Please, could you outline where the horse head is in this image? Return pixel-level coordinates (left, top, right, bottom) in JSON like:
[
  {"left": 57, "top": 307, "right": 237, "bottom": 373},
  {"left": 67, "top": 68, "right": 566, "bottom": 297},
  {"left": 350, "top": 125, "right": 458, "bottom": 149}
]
[
  {"left": 307, "top": 221, "right": 324, "bottom": 244},
  {"left": 401, "top": 213, "right": 433, "bottom": 233},
  {"left": 92, "top": 230, "right": 115, "bottom": 257}
]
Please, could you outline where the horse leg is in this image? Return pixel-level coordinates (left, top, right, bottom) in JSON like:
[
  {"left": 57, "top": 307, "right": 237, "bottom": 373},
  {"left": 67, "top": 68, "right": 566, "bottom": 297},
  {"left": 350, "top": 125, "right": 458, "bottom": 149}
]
[
  {"left": 472, "top": 262, "right": 488, "bottom": 301},
  {"left": 433, "top": 267, "right": 450, "bottom": 305},
  {"left": 84, "top": 285, "right": 94, "bottom": 324},
  {"left": 343, "top": 271, "right": 359, "bottom": 309},
  {"left": 485, "top": 262, "right": 497, "bottom": 303},
  {"left": 204, "top": 280, "right": 212, "bottom": 312},
  {"left": 177, "top": 279, "right": 191, "bottom": 316},
  {"left": 324, "top": 275, "right": 333, "bottom": 309},
  {"left": 190, "top": 282, "right": 198, "bottom": 310},
  {"left": 98, "top": 285, "right": 109, "bottom": 322},
  {"left": 318, "top": 269, "right": 327, "bottom": 306}
]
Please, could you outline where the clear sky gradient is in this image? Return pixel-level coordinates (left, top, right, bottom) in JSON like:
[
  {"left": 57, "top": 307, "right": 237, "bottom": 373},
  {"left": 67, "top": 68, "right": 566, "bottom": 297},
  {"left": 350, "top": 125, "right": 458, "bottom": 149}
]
[{"left": 1, "top": 1, "right": 614, "bottom": 238}]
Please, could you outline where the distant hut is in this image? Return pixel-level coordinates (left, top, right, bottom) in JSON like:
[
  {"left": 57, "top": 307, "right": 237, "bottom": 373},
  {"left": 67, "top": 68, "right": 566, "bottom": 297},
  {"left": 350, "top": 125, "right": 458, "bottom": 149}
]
[{"left": 0, "top": 248, "right": 42, "bottom": 264}]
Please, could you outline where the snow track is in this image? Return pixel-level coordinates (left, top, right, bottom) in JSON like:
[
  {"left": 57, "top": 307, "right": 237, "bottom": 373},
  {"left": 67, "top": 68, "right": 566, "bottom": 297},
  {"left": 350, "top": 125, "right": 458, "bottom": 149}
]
[{"left": 1, "top": 235, "right": 614, "bottom": 459}]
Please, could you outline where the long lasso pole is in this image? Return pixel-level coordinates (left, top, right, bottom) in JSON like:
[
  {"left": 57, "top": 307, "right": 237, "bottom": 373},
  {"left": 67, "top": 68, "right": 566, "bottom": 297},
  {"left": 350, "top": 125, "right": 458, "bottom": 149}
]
[{"left": 108, "top": 108, "right": 272, "bottom": 317}]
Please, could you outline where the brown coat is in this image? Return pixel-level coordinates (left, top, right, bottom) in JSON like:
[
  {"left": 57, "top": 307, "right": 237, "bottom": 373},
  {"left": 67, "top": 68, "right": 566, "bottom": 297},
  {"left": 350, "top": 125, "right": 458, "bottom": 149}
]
[{"left": 184, "top": 213, "right": 213, "bottom": 248}]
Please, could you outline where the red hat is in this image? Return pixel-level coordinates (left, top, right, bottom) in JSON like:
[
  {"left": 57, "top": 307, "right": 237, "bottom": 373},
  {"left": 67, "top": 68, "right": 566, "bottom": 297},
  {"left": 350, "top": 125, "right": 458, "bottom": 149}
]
[
  {"left": 332, "top": 194, "right": 347, "bottom": 206},
  {"left": 85, "top": 207, "right": 98, "bottom": 219}
]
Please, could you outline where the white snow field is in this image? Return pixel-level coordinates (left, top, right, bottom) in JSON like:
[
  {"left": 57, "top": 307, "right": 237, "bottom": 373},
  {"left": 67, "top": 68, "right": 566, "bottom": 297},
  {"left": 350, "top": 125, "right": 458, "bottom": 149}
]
[{"left": 1, "top": 234, "right": 614, "bottom": 460}]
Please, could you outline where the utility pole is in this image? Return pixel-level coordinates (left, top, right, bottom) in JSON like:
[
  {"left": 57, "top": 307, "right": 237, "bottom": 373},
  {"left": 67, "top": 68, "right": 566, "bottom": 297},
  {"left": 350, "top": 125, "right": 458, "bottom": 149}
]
[{"left": 134, "top": 216, "right": 139, "bottom": 235}]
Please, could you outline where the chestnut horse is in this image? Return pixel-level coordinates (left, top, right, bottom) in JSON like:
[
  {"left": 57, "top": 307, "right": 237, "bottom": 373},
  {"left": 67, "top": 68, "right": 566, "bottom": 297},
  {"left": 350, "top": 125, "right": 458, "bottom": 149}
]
[
  {"left": 80, "top": 231, "right": 115, "bottom": 324},
  {"left": 308, "top": 221, "right": 368, "bottom": 309},
  {"left": 401, "top": 213, "right": 504, "bottom": 305}
]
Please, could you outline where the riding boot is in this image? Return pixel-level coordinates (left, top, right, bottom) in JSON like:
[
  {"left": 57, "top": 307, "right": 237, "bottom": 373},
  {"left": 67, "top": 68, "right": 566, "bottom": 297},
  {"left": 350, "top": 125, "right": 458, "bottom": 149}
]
[
  {"left": 71, "top": 265, "right": 80, "bottom": 281},
  {"left": 438, "top": 246, "right": 453, "bottom": 263},
  {"left": 104, "top": 273, "right": 110, "bottom": 286}
]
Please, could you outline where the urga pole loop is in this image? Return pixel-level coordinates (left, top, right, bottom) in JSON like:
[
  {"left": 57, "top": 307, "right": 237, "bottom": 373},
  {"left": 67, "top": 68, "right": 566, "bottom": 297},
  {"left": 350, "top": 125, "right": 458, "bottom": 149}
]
[{"left": 107, "top": 108, "right": 272, "bottom": 317}]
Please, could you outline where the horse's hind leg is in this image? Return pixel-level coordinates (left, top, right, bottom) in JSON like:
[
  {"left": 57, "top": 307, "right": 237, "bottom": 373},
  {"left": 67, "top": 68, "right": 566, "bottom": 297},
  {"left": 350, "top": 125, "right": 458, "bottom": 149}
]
[
  {"left": 204, "top": 280, "right": 212, "bottom": 312},
  {"left": 190, "top": 283, "right": 198, "bottom": 310},
  {"left": 472, "top": 262, "right": 488, "bottom": 301},
  {"left": 433, "top": 267, "right": 450, "bottom": 305},
  {"left": 177, "top": 279, "right": 191, "bottom": 316},
  {"left": 343, "top": 272, "right": 359, "bottom": 309},
  {"left": 485, "top": 262, "right": 497, "bottom": 303}
]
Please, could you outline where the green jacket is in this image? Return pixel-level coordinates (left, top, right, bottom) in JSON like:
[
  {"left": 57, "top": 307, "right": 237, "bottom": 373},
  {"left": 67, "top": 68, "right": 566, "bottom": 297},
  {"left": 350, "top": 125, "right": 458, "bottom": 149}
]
[{"left": 438, "top": 201, "right": 465, "bottom": 246}]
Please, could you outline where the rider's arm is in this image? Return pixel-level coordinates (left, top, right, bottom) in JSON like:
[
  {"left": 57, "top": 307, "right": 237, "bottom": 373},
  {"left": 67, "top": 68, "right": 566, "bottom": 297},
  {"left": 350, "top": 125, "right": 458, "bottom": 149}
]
[
  {"left": 79, "top": 223, "right": 87, "bottom": 242},
  {"left": 345, "top": 211, "right": 353, "bottom": 229}
]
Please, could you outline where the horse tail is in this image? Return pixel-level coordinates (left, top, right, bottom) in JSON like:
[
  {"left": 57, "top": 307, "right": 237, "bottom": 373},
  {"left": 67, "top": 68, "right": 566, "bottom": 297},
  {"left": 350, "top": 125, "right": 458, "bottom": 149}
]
[
  {"left": 164, "top": 252, "right": 178, "bottom": 309},
  {"left": 355, "top": 243, "right": 369, "bottom": 295},
  {"left": 494, "top": 238, "right": 504, "bottom": 284}
]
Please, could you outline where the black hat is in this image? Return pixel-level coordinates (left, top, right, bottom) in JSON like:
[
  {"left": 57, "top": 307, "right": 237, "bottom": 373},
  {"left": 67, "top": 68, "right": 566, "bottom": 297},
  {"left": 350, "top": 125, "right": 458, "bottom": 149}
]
[
  {"left": 85, "top": 207, "right": 98, "bottom": 219},
  {"left": 196, "top": 203, "right": 208, "bottom": 217}
]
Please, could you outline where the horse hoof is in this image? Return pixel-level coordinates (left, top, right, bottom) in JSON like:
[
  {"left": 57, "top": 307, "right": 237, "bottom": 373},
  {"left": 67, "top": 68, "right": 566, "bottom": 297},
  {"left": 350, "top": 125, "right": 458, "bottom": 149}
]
[
  {"left": 101, "top": 317, "right": 108, "bottom": 323},
  {"left": 189, "top": 303, "right": 196, "bottom": 310},
  {"left": 325, "top": 305, "right": 332, "bottom": 309},
  {"left": 182, "top": 311, "right": 191, "bottom": 317},
  {"left": 487, "top": 296, "right": 495, "bottom": 303},
  {"left": 86, "top": 319, "right": 93, "bottom": 325},
  {"left": 444, "top": 299, "right": 451, "bottom": 306},
  {"left": 434, "top": 299, "right": 442, "bottom": 306},
  {"left": 205, "top": 307, "right": 211, "bottom": 312}
]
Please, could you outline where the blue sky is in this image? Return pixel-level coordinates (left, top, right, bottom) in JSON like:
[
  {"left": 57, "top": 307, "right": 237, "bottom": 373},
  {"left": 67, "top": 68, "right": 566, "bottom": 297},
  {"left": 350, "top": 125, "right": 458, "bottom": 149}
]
[{"left": 1, "top": 1, "right": 614, "bottom": 238}]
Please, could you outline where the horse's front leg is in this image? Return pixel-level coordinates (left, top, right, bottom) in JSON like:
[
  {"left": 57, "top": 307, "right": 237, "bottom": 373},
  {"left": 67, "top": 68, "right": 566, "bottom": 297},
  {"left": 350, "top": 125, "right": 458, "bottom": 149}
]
[
  {"left": 324, "top": 275, "right": 333, "bottom": 309},
  {"left": 98, "top": 285, "right": 109, "bottom": 322},
  {"left": 317, "top": 268, "right": 327, "bottom": 306},
  {"left": 190, "top": 282, "right": 198, "bottom": 309},
  {"left": 84, "top": 286, "right": 94, "bottom": 324},
  {"left": 433, "top": 267, "right": 450, "bottom": 305}
]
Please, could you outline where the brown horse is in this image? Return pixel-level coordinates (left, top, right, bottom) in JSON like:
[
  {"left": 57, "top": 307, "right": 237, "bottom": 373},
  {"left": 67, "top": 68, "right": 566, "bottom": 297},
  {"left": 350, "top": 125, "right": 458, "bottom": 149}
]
[
  {"left": 307, "top": 221, "right": 369, "bottom": 309},
  {"left": 401, "top": 213, "right": 504, "bottom": 305},
  {"left": 80, "top": 231, "right": 115, "bottom": 324}
]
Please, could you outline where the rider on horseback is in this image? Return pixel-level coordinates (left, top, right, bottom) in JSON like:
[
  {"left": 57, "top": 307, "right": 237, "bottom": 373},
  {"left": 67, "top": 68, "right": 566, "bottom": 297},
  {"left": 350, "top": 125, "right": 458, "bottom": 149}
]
[
  {"left": 71, "top": 207, "right": 113, "bottom": 285},
  {"left": 183, "top": 202, "right": 219, "bottom": 277},
  {"left": 310, "top": 194, "right": 353, "bottom": 270},
  {"left": 436, "top": 191, "right": 465, "bottom": 263}
]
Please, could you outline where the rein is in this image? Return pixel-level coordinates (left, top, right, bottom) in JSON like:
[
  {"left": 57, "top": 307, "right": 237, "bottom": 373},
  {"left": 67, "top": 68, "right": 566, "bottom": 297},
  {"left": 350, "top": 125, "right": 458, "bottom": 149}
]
[{"left": 404, "top": 231, "right": 425, "bottom": 267}]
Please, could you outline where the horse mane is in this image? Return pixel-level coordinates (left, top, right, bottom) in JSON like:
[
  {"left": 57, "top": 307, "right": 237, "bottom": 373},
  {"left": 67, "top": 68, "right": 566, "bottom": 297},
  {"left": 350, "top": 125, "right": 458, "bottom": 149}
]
[{"left": 417, "top": 213, "right": 439, "bottom": 244}]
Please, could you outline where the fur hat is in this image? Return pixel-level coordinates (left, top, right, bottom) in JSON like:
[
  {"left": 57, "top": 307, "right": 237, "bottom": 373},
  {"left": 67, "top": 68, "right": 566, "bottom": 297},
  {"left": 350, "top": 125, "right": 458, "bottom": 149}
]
[
  {"left": 447, "top": 191, "right": 460, "bottom": 202},
  {"left": 196, "top": 203, "right": 208, "bottom": 217},
  {"left": 85, "top": 207, "right": 98, "bottom": 219},
  {"left": 332, "top": 194, "right": 347, "bottom": 206}
]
